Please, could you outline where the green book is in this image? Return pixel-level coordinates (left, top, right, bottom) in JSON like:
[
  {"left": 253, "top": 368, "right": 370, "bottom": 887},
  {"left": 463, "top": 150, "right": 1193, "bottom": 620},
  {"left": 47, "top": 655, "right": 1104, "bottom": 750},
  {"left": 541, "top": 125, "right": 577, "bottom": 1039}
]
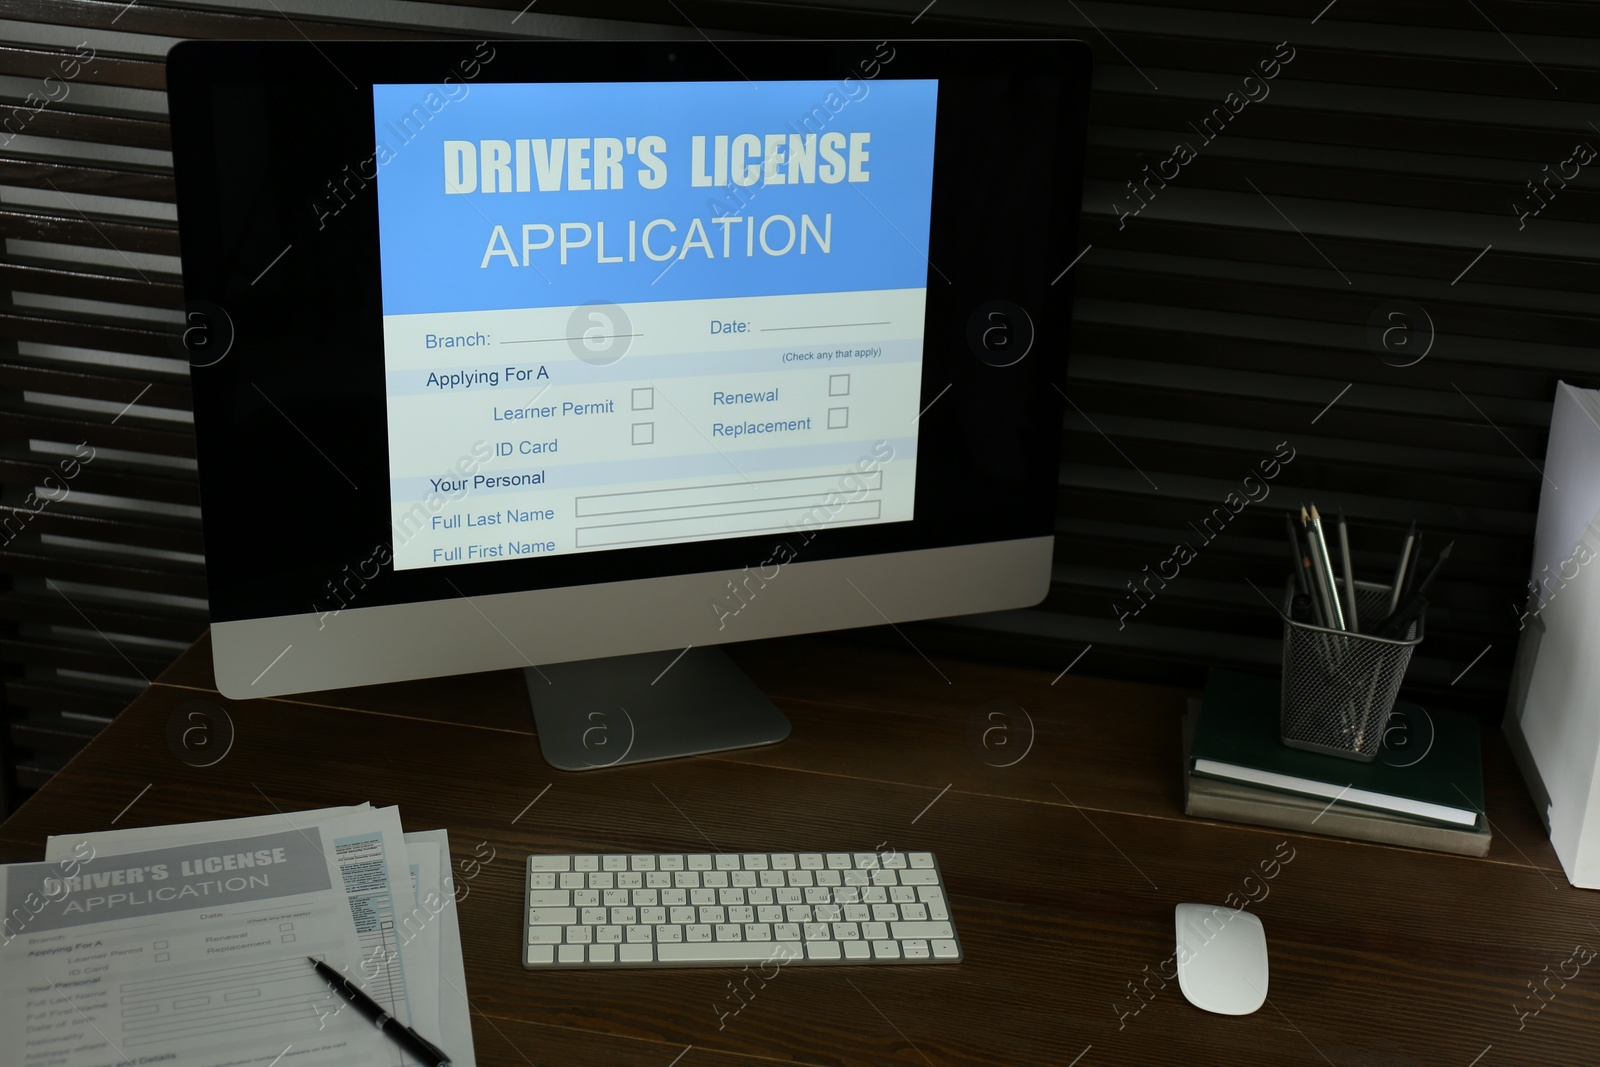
[{"left": 1191, "top": 669, "right": 1485, "bottom": 829}]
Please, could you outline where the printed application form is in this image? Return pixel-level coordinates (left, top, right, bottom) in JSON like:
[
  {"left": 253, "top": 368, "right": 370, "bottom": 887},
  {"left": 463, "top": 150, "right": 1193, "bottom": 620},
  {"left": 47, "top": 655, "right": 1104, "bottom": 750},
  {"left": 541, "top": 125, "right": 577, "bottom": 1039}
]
[
  {"left": 3, "top": 828, "right": 387, "bottom": 1067},
  {"left": 44, "top": 805, "right": 434, "bottom": 1058}
]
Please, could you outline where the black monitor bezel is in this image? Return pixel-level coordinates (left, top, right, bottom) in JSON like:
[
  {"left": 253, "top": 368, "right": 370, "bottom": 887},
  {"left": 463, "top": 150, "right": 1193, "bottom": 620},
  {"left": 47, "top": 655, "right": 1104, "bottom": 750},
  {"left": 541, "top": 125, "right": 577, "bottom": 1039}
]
[{"left": 167, "top": 38, "right": 1091, "bottom": 624}]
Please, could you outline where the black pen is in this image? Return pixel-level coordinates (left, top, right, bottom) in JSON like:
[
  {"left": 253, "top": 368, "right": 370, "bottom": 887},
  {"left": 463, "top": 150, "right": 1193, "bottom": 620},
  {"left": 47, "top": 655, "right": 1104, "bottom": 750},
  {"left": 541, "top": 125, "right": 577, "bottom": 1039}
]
[{"left": 308, "top": 957, "right": 452, "bottom": 1066}]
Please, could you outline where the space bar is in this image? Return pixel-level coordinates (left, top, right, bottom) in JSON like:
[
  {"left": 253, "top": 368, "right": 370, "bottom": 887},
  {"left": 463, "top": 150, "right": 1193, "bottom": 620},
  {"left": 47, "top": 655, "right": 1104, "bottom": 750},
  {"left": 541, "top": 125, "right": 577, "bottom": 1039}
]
[{"left": 656, "top": 942, "right": 803, "bottom": 964}]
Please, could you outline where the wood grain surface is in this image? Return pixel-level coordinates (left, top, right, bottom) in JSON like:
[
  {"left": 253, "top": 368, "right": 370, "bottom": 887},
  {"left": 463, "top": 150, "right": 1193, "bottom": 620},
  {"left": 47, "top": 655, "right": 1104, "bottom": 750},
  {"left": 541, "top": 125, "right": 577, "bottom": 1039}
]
[{"left": 3, "top": 630, "right": 1595, "bottom": 1067}]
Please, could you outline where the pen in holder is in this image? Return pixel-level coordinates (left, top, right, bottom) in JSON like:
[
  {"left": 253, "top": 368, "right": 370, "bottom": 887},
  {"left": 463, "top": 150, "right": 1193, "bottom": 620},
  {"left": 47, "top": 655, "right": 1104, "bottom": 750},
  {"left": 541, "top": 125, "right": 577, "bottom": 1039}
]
[{"left": 1280, "top": 577, "right": 1423, "bottom": 761}]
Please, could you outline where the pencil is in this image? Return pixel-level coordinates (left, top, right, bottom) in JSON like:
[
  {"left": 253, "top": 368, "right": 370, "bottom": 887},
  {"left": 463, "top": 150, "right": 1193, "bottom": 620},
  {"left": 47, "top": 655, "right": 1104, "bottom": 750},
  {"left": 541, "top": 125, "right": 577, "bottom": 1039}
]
[
  {"left": 1337, "top": 508, "right": 1360, "bottom": 633},
  {"left": 1388, "top": 520, "right": 1416, "bottom": 614},
  {"left": 1309, "top": 504, "right": 1346, "bottom": 631}
]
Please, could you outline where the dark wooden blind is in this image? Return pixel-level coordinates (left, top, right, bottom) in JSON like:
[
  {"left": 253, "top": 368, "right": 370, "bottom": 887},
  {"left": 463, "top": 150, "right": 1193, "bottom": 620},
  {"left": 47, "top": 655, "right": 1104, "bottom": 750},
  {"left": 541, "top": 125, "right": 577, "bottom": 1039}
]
[{"left": 2, "top": 0, "right": 1595, "bottom": 811}]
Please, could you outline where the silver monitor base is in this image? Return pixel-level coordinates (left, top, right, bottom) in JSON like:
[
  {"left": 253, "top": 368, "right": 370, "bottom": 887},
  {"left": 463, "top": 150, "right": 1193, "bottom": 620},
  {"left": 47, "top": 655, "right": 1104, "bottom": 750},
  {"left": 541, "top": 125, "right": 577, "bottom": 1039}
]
[{"left": 524, "top": 646, "right": 791, "bottom": 771}]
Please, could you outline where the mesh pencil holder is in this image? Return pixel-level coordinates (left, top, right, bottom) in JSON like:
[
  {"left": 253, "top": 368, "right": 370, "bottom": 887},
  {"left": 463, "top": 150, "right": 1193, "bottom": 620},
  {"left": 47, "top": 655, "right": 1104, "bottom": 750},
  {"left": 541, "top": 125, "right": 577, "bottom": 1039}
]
[{"left": 1280, "top": 578, "right": 1423, "bottom": 762}]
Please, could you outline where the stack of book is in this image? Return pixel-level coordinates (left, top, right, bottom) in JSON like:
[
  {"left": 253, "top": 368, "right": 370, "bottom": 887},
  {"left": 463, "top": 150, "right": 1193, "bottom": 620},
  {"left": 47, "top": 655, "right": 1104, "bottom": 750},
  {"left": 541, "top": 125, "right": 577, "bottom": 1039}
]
[{"left": 1184, "top": 670, "right": 1491, "bottom": 857}]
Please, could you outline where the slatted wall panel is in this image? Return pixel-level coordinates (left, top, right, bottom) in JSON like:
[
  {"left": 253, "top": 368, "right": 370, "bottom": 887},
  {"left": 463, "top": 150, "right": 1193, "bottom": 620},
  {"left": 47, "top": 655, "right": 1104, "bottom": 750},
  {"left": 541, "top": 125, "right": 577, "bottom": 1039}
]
[{"left": 1, "top": 0, "right": 1594, "bottom": 810}]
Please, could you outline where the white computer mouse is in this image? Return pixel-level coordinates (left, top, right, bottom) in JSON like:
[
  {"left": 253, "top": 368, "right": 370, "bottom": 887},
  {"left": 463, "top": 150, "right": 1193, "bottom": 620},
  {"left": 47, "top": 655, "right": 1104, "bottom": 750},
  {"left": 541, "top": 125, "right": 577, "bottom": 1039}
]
[{"left": 1174, "top": 903, "right": 1269, "bottom": 1015}]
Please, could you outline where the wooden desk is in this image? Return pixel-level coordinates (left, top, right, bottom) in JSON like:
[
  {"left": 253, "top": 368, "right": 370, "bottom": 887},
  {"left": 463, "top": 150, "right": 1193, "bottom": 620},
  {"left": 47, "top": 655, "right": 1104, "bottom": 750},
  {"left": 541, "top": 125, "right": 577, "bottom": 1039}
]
[{"left": 4, "top": 632, "right": 1597, "bottom": 1066}]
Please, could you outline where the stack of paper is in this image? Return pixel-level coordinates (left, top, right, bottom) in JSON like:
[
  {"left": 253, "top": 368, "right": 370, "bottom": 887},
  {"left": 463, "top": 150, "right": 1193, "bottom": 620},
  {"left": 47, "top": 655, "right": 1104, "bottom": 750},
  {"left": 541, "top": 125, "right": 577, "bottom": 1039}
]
[{"left": 0, "top": 804, "right": 476, "bottom": 1067}]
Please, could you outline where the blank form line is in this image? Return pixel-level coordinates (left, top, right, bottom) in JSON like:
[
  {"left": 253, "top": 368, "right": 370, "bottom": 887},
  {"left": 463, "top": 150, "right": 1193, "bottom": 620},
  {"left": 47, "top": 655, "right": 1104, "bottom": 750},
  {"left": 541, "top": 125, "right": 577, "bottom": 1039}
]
[
  {"left": 502, "top": 333, "right": 641, "bottom": 345},
  {"left": 760, "top": 321, "right": 890, "bottom": 332}
]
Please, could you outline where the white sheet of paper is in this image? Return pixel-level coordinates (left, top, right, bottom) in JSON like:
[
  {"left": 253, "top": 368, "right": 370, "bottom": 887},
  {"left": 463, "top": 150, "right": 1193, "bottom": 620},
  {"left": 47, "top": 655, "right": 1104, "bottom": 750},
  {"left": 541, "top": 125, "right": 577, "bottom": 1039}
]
[
  {"left": 406, "top": 828, "right": 477, "bottom": 1067},
  {"left": 3, "top": 824, "right": 387, "bottom": 1067}
]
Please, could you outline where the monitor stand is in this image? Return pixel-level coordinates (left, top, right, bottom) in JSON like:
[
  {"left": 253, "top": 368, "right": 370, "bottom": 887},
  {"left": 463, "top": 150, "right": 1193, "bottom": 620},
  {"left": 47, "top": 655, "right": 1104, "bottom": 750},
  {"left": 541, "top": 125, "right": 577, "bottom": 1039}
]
[{"left": 524, "top": 646, "right": 791, "bottom": 771}]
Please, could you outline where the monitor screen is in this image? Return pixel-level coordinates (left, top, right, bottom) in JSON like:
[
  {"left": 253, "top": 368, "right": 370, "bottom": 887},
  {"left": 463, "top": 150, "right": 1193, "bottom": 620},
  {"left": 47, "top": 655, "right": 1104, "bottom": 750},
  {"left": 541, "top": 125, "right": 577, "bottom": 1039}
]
[{"left": 371, "top": 79, "right": 939, "bottom": 571}]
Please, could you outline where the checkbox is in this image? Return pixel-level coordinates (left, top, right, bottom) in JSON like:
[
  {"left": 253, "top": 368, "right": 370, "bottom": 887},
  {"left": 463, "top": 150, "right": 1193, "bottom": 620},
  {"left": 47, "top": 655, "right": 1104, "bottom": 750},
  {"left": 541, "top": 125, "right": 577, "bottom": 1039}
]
[
  {"left": 154, "top": 940, "right": 168, "bottom": 949},
  {"left": 155, "top": 952, "right": 169, "bottom": 962},
  {"left": 828, "top": 407, "right": 849, "bottom": 430},
  {"left": 279, "top": 922, "right": 294, "bottom": 932},
  {"left": 829, "top": 373, "right": 851, "bottom": 397},
  {"left": 632, "top": 387, "right": 654, "bottom": 411},
  {"left": 281, "top": 933, "right": 296, "bottom": 943},
  {"left": 632, "top": 422, "right": 654, "bottom": 445}
]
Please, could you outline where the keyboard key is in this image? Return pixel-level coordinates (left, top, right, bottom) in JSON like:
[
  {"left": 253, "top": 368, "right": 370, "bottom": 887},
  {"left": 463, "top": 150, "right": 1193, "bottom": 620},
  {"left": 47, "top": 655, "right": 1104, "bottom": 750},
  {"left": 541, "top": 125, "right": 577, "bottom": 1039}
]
[
  {"left": 700, "top": 906, "right": 725, "bottom": 924},
  {"left": 589, "top": 872, "right": 614, "bottom": 889},
  {"left": 663, "top": 889, "right": 687, "bottom": 906},
  {"left": 574, "top": 856, "right": 599, "bottom": 872},
  {"left": 528, "top": 908, "right": 577, "bottom": 926},
  {"left": 574, "top": 890, "right": 600, "bottom": 907},
  {"left": 558, "top": 945, "right": 585, "bottom": 964},
  {"left": 745, "top": 923, "right": 771, "bottom": 940},
  {"left": 687, "top": 854, "right": 714, "bottom": 870},
  {"left": 670, "top": 907, "right": 696, "bottom": 924},
  {"left": 528, "top": 891, "right": 570, "bottom": 907},
  {"left": 804, "top": 923, "right": 830, "bottom": 941},
  {"left": 676, "top": 871, "right": 700, "bottom": 888},
  {"left": 704, "top": 871, "right": 729, "bottom": 888},
  {"left": 891, "top": 922, "right": 955, "bottom": 940},
  {"left": 604, "top": 890, "right": 628, "bottom": 907},
  {"left": 799, "top": 854, "right": 824, "bottom": 870},
  {"left": 630, "top": 855, "right": 656, "bottom": 871},
  {"left": 853, "top": 853, "right": 878, "bottom": 869},
  {"left": 611, "top": 907, "right": 637, "bottom": 924},
  {"left": 620, "top": 945, "right": 652, "bottom": 963},
  {"left": 687, "top": 925, "right": 712, "bottom": 942},
  {"left": 873, "top": 904, "right": 900, "bottom": 922},
  {"left": 919, "top": 888, "right": 949, "bottom": 921},
  {"left": 843, "top": 941, "right": 871, "bottom": 960},
  {"left": 728, "top": 906, "right": 754, "bottom": 924},
  {"left": 634, "top": 890, "right": 659, "bottom": 907},
  {"left": 660, "top": 855, "right": 684, "bottom": 871},
  {"left": 757, "top": 905, "right": 783, "bottom": 923},
  {"left": 805, "top": 887, "right": 830, "bottom": 904},
  {"left": 814, "top": 905, "right": 842, "bottom": 922},
  {"left": 777, "top": 888, "right": 803, "bottom": 904},
  {"left": 641, "top": 907, "right": 666, "bottom": 924},
  {"left": 646, "top": 872, "right": 671, "bottom": 888},
  {"left": 759, "top": 871, "right": 786, "bottom": 887},
  {"left": 932, "top": 939, "right": 960, "bottom": 959},
  {"left": 873, "top": 940, "right": 900, "bottom": 959},
  {"left": 748, "top": 888, "right": 774, "bottom": 906},
  {"left": 691, "top": 889, "right": 715, "bottom": 906},
  {"left": 716, "top": 854, "right": 740, "bottom": 871},
  {"left": 597, "top": 926, "right": 622, "bottom": 943},
  {"left": 527, "top": 945, "right": 554, "bottom": 965},
  {"left": 626, "top": 926, "right": 652, "bottom": 943},
  {"left": 775, "top": 923, "right": 801, "bottom": 940},
  {"left": 743, "top": 854, "right": 769, "bottom": 869},
  {"left": 910, "top": 853, "right": 935, "bottom": 869},
  {"left": 863, "top": 887, "right": 888, "bottom": 904},
  {"left": 817, "top": 871, "right": 842, "bottom": 887},
  {"left": 862, "top": 922, "right": 888, "bottom": 940},
  {"left": 902, "top": 903, "right": 929, "bottom": 921},
  {"left": 658, "top": 925, "right": 683, "bottom": 943},
  {"left": 529, "top": 873, "right": 557, "bottom": 889},
  {"left": 715, "top": 924, "right": 743, "bottom": 941},
  {"left": 772, "top": 854, "right": 798, "bottom": 870},
  {"left": 530, "top": 856, "right": 570, "bottom": 872},
  {"left": 581, "top": 907, "right": 607, "bottom": 925},
  {"left": 658, "top": 942, "right": 800, "bottom": 964},
  {"left": 618, "top": 872, "right": 642, "bottom": 889},
  {"left": 835, "top": 886, "right": 863, "bottom": 906},
  {"left": 844, "top": 870, "right": 869, "bottom": 886},
  {"left": 786, "top": 905, "right": 812, "bottom": 922},
  {"left": 527, "top": 926, "right": 563, "bottom": 944},
  {"left": 833, "top": 922, "right": 859, "bottom": 940},
  {"left": 731, "top": 871, "right": 757, "bottom": 887},
  {"left": 807, "top": 941, "right": 842, "bottom": 960},
  {"left": 557, "top": 873, "right": 584, "bottom": 889},
  {"left": 843, "top": 904, "right": 870, "bottom": 922},
  {"left": 890, "top": 887, "right": 916, "bottom": 903},
  {"left": 720, "top": 888, "right": 745, "bottom": 905},
  {"left": 902, "top": 939, "right": 930, "bottom": 959},
  {"left": 603, "top": 855, "right": 628, "bottom": 871},
  {"left": 590, "top": 944, "right": 616, "bottom": 963},
  {"left": 871, "top": 869, "right": 897, "bottom": 886},
  {"left": 565, "top": 926, "right": 593, "bottom": 944},
  {"left": 899, "top": 870, "right": 939, "bottom": 885},
  {"left": 881, "top": 851, "right": 907, "bottom": 869}
]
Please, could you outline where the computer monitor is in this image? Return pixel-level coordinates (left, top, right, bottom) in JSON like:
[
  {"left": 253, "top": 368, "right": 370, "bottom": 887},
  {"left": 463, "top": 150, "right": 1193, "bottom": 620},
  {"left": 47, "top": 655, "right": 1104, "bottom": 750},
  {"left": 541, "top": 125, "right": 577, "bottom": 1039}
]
[{"left": 168, "top": 38, "right": 1091, "bottom": 769}]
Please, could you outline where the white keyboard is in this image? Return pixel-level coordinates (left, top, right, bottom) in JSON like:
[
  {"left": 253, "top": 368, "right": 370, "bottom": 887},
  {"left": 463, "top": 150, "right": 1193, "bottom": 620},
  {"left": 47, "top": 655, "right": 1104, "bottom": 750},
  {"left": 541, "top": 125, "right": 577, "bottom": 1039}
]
[{"left": 524, "top": 850, "right": 962, "bottom": 968}]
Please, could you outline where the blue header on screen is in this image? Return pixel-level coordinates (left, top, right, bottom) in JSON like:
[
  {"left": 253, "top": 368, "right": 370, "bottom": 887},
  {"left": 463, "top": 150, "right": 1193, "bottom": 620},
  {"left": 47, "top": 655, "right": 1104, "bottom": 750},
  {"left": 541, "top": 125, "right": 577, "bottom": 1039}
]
[{"left": 370, "top": 79, "right": 939, "bottom": 316}]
